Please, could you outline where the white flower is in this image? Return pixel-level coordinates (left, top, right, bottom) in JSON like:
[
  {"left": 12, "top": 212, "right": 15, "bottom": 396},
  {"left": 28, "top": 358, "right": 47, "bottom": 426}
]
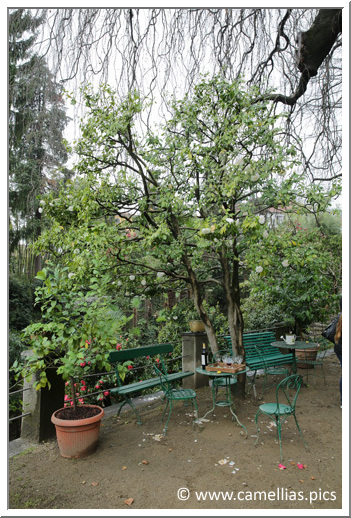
[
  {"left": 39, "top": 200, "right": 45, "bottom": 205},
  {"left": 251, "top": 173, "right": 260, "bottom": 182},
  {"left": 201, "top": 228, "right": 211, "bottom": 235},
  {"left": 259, "top": 215, "right": 265, "bottom": 224},
  {"left": 157, "top": 271, "right": 165, "bottom": 278},
  {"left": 282, "top": 260, "right": 289, "bottom": 267},
  {"left": 68, "top": 272, "right": 74, "bottom": 279},
  {"left": 141, "top": 279, "right": 147, "bottom": 286},
  {"left": 38, "top": 207, "right": 43, "bottom": 213},
  {"left": 68, "top": 206, "right": 74, "bottom": 212},
  {"left": 256, "top": 266, "right": 263, "bottom": 273},
  {"left": 243, "top": 212, "right": 248, "bottom": 217},
  {"left": 74, "top": 249, "right": 80, "bottom": 254},
  {"left": 263, "top": 230, "right": 269, "bottom": 238},
  {"left": 117, "top": 280, "right": 123, "bottom": 286},
  {"left": 173, "top": 316, "right": 178, "bottom": 320},
  {"left": 226, "top": 217, "right": 234, "bottom": 224},
  {"left": 129, "top": 275, "right": 135, "bottom": 281}
]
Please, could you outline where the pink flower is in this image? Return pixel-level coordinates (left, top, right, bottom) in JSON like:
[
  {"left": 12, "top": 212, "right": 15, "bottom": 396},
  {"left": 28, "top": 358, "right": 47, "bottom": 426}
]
[
  {"left": 64, "top": 395, "right": 69, "bottom": 401},
  {"left": 78, "top": 398, "right": 84, "bottom": 403},
  {"left": 297, "top": 463, "right": 304, "bottom": 470},
  {"left": 95, "top": 384, "right": 100, "bottom": 389},
  {"left": 278, "top": 463, "right": 287, "bottom": 470},
  {"left": 104, "top": 391, "right": 110, "bottom": 396},
  {"left": 146, "top": 355, "right": 150, "bottom": 360},
  {"left": 81, "top": 386, "right": 86, "bottom": 391}
]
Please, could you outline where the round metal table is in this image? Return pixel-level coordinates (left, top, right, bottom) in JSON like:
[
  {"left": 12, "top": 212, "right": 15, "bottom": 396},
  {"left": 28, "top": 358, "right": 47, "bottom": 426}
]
[
  {"left": 195, "top": 366, "right": 249, "bottom": 436},
  {"left": 271, "top": 340, "right": 319, "bottom": 373}
]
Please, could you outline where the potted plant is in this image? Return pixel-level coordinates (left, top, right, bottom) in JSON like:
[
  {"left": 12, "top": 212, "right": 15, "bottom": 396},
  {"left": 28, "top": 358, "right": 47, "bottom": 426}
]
[
  {"left": 187, "top": 309, "right": 206, "bottom": 333},
  {"left": 17, "top": 267, "right": 132, "bottom": 458}
]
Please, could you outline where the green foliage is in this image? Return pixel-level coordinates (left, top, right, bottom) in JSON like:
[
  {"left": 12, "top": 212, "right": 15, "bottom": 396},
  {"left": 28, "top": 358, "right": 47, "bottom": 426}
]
[
  {"left": 29, "top": 76, "right": 341, "bottom": 354},
  {"left": 9, "top": 276, "right": 39, "bottom": 331},
  {"left": 9, "top": 9, "right": 70, "bottom": 275},
  {"left": 18, "top": 266, "right": 132, "bottom": 408},
  {"left": 244, "top": 215, "right": 342, "bottom": 332}
]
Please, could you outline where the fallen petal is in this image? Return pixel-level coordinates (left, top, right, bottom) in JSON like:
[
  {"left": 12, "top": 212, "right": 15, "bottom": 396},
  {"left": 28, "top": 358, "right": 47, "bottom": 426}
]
[
  {"left": 278, "top": 463, "right": 287, "bottom": 470},
  {"left": 124, "top": 498, "right": 134, "bottom": 506},
  {"left": 142, "top": 460, "right": 149, "bottom": 465},
  {"left": 91, "top": 482, "right": 99, "bottom": 487},
  {"left": 297, "top": 463, "right": 304, "bottom": 469}
]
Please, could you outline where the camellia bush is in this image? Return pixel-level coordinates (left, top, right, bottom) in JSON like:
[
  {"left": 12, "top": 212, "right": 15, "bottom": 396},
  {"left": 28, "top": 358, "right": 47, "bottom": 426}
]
[
  {"left": 14, "top": 266, "right": 133, "bottom": 410},
  {"left": 32, "top": 76, "right": 341, "bottom": 366},
  {"left": 244, "top": 213, "right": 342, "bottom": 334}
]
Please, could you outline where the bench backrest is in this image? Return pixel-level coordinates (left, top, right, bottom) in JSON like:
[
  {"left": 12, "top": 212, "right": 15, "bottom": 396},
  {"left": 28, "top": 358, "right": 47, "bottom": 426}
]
[
  {"left": 223, "top": 331, "right": 277, "bottom": 360},
  {"left": 108, "top": 343, "right": 173, "bottom": 363}
]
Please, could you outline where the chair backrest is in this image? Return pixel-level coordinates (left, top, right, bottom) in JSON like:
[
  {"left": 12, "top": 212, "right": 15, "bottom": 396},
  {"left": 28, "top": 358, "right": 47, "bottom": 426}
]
[
  {"left": 276, "top": 374, "right": 302, "bottom": 412},
  {"left": 316, "top": 336, "right": 332, "bottom": 358},
  {"left": 154, "top": 364, "right": 172, "bottom": 395}
]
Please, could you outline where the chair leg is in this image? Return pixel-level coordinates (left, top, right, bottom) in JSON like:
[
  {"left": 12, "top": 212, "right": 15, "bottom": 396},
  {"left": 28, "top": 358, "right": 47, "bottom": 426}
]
[
  {"left": 193, "top": 398, "right": 199, "bottom": 422},
  {"left": 163, "top": 400, "right": 173, "bottom": 435},
  {"left": 254, "top": 411, "right": 261, "bottom": 445},
  {"left": 293, "top": 414, "right": 308, "bottom": 450},
  {"left": 276, "top": 417, "right": 283, "bottom": 462},
  {"left": 161, "top": 400, "right": 169, "bottom": 422}
]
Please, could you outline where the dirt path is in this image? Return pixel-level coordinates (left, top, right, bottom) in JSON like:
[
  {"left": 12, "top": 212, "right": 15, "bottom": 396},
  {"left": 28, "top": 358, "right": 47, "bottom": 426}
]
[{"left": 8, "top": 355, "right": 343, "bottom": 511}]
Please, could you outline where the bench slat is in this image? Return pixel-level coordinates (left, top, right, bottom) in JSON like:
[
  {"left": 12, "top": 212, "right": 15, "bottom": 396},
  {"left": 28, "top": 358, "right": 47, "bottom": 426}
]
[{"left": 111, "top": 371, "right": 194, "bottom": 396}]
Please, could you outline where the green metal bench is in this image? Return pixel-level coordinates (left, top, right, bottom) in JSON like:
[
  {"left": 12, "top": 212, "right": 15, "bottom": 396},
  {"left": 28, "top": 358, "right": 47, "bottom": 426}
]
[
  {"left": 223, "top": 331, "right": 294, "bottom": 396},
  {"left": 108, "top": 343, "right": 194, "bottom": 425}
]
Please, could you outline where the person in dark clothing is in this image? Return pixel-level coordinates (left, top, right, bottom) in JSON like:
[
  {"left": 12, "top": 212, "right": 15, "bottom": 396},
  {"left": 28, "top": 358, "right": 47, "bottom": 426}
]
[{"left": 334, "top": 298, "right": 342, "bottom": 407}]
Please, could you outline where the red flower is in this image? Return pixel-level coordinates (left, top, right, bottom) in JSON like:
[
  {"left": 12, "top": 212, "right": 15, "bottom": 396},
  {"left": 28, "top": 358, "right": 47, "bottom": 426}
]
[
  {"left": 104, "top": 391, "right": 110, "bottom": 396},
  {"left": 116, "top": 344, "right": 122, "bottom": 350},
  {"left": 127, "top": 365, "right": 133, "bottom": 370},
  {"left": 156, "top": 358, "right": 160, "bottom": 363},
  {"left": 81, "top": 386, "right": 87, "bottom": 391}
]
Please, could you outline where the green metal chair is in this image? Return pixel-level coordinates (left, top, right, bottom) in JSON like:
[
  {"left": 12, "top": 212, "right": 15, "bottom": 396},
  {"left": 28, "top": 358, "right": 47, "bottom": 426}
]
[
  {"left": 254, "top": 345, "right": 291, "bottom": 397},
  {"left": 254, "top": 374, "right": 308, "bottom": 461},
  {"left": 296, "top": 336, "right": 330, "bottom": 386},
  {"left": 154, "top": 364, "right": 198, "bottom": 435}
]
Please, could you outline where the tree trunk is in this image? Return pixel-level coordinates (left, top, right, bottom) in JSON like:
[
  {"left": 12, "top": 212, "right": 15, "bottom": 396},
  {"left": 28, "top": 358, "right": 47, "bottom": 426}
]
[
  {"left": 188, "top": 269, "right": 219, "bottom": 353},
  {"left": 220, "top": 244, "right": 246, "bottom": 397}
]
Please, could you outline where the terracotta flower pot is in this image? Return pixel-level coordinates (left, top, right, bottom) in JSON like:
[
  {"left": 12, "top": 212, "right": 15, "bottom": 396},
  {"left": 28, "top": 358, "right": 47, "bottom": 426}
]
[
  {"left": 295, "top": 346, "right": 320, "bottom": 369},
  {"left": 51, "top": 405, "right": 104, "bottom": 459},
  {"left": 189, "top": 320, "right": 205, "bottom": 333}
]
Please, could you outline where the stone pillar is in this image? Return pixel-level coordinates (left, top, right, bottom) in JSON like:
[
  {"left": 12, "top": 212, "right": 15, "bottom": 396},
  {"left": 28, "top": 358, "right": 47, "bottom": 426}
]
[
  {"left": 21, "top": 351, "right": 65, "bottom": 443},
  {"left": 182, "top": 332, "right": 209, "bottom": 389}
]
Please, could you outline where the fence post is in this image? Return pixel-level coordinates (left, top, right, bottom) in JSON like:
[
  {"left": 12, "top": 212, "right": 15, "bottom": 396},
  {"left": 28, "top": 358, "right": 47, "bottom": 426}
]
[
  {"left": 21, "top": 351, "right": 65, "bottom": 443},
  {"left": 181, "top": 332, "right": 209, "bottom": 389}
]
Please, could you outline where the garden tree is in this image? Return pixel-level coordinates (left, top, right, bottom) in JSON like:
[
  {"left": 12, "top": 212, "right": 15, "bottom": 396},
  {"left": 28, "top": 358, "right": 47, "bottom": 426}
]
[
  {"left": 244, "top": 212, "right": 342, "bottom": 334},
  {"left": 9, "top": 8, "right": 70, "bottom": 277},
  {"left": 36, "top": 8, "right": 342, "bottom": 181},
  {"left": 33, "top": 78, "right": 340, "bottom": 361}
]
